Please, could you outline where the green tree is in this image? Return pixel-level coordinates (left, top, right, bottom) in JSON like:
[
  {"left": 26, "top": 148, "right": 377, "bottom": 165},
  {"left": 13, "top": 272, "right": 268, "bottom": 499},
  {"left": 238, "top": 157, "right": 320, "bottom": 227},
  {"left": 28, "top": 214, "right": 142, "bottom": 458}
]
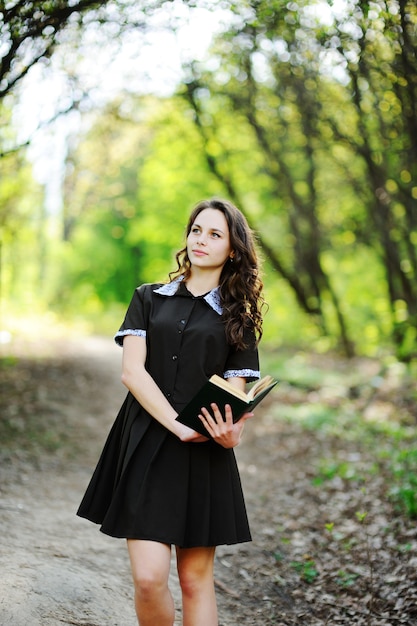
[
  {"left": 58, "top": 95, "right": 221, "bottom": 312},
  {"left": 0, "top": 0, "right": 222, "bottom": 325},
  {"left": 321, "top": 0, "right": 417, "bottom": 358},
  {"left": 58, "top": 98, "right": 153, "bottom": 306},
  {"left": 178, "top": 0, "right": 417, "bottom": 358},
  {"left": 181, "top": 0, "right": 355, "bottom": 354}
]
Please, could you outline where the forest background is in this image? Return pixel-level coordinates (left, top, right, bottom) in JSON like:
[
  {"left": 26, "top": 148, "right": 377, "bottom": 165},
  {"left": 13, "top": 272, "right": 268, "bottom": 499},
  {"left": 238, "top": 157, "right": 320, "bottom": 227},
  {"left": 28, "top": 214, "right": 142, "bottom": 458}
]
[
  {"left": 1, "top": 0, "right": 416, "bottom": 363},
  {"left": 1, "top": 2, "right": 417, "bottom": 623}
]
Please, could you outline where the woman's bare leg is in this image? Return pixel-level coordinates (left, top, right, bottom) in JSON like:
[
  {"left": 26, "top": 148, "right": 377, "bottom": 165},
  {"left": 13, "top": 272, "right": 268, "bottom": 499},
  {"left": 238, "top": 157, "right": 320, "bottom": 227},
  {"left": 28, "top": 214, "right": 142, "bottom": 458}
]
[
  {"left": 176, "top": 546, "right": 218, "bottom": 626},
  {"left": 127, "top": 539, "right": 175, "bottom": 626}
]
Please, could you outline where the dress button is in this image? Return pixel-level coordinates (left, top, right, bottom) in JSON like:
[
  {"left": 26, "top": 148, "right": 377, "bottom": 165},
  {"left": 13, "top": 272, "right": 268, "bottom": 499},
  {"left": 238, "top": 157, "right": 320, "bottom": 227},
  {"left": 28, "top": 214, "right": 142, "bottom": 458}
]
[{"left": 172, "top": 355, "right": 178, "bottom": 360}]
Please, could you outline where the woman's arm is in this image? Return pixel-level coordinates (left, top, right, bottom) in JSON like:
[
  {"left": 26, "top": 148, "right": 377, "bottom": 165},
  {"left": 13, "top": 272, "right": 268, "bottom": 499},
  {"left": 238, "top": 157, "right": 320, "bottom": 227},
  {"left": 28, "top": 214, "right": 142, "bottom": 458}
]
[{"left": 121, "top": 335, "right": 207, "bottom": 442}]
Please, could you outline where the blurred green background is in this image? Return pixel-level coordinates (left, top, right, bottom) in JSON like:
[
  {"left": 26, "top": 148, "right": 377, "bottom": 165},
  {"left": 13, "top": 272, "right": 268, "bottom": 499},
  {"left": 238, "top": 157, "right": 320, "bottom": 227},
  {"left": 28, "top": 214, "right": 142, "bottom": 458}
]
[{"left": 1, "top": 0, "right": 416, "bottom": 362}]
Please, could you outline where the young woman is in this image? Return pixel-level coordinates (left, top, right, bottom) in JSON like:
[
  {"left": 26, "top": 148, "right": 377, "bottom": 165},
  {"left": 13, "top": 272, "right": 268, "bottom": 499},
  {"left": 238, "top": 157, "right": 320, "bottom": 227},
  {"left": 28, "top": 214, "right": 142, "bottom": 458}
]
[{"left": 77, "top": 198, "right": 265, "bottom": 625}]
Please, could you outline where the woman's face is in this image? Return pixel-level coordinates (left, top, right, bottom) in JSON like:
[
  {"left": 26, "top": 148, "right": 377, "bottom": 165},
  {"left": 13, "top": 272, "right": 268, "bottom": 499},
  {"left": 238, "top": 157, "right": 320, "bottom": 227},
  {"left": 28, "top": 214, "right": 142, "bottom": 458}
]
[{"left": 187, "top": 208, "right": 233, "bottom": 272}]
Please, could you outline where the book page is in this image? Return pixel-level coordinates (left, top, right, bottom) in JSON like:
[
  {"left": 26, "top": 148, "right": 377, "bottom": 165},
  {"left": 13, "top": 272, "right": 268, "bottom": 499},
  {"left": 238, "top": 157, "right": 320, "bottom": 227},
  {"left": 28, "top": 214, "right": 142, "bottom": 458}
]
[
  {"left": 209, "top": 374, "right": 249, "bottom": 402},
  {"left": 247, "top": 375, "right": 275, "bottom": 401},
  {"left": 210, "top": 374, "right": 276, "bottom": 403}
]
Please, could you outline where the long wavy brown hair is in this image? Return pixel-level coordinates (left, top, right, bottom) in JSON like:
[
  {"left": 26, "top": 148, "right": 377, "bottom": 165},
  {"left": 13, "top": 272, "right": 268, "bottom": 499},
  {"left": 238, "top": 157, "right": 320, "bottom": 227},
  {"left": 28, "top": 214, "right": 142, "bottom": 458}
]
[{"left": 169, "top": 198, "right": 266, "bottom": 350}]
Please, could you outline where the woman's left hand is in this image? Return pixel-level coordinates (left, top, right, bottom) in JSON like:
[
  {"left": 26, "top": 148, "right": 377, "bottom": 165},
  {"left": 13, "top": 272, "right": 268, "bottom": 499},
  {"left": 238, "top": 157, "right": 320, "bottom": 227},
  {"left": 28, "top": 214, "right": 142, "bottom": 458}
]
[{"left": 199, "top": 403, "right": 254, "bottom": 448}]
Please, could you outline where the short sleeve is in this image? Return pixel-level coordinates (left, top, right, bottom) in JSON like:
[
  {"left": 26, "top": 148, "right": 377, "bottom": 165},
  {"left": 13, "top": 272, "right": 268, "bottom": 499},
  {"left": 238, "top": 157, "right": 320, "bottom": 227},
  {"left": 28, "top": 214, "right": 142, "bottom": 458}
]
[
  {"left": 223, "top": 329, "right": 260, "bottom": 382},
  {"left": 114, "top": 284, "right": 152, "bottom": 346}
]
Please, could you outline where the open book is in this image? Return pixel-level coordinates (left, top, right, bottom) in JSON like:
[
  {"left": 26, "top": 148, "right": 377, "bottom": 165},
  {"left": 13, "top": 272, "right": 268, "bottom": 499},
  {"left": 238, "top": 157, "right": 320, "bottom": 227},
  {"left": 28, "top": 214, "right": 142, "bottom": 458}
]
[{"left": 176, "top": 374, "right": 278, "bottom": 437}]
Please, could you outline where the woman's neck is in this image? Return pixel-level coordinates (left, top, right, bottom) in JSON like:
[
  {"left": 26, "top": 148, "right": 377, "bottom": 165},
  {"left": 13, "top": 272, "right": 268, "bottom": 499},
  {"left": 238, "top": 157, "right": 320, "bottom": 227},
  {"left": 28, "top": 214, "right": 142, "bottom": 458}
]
[{"left": 185, "top": 270, "right": 220, "bottom": 297}]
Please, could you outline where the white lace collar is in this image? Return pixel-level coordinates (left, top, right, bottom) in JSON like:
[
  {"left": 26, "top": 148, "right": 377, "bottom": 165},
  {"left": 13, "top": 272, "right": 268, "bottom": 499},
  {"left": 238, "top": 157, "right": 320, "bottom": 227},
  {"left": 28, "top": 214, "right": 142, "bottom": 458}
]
[{"left": 154, "top": 277, "right": 223, "bottom": 315}]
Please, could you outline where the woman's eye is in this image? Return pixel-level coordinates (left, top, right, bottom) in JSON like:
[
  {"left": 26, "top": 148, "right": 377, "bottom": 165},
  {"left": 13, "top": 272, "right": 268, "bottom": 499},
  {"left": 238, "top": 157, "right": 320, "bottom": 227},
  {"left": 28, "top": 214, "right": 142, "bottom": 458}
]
[{"left": 211, "top": 232, "right": 220, "bottom": 238}]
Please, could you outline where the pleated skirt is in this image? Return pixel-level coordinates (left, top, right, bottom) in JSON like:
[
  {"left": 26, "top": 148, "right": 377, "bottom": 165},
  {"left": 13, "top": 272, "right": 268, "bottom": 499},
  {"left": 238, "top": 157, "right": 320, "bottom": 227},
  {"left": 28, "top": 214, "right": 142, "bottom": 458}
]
[{"left": 77, "top": 393, "right": 251, "bottom": 548}]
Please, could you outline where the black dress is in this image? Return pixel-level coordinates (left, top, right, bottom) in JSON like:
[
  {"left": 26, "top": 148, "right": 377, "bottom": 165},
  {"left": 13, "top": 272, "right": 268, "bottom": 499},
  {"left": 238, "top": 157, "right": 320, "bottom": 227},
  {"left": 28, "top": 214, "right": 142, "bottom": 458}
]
[{"left": 77, "top": 278, "right": 260, "bottom": 548}]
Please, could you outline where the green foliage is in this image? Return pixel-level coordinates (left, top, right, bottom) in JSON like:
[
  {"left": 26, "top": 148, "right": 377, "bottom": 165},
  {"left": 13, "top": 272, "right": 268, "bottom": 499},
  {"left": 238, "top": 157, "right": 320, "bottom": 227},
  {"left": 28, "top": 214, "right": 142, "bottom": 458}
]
[
  {"left": 1, "top": 0, "right": 416, "bottom": 360},
  {"left": 0, "top": 115, "right": 45, "bottom": 308},
  {"left": 273, "top": 550, "right": 284, "bottom": 563},
  {"left": 388, "top": 448, "right": 417, "bottom": 518},
  {"left": 290, "top": 558, "right": 319, "bottom": 584},
  {"left": 177, "top": 0, "right": 417, "bottom": 358},
  {"left": 309, "top": 437, "right": 417, "bottom": 521},
  {"left": 261, "top": 345, "right": 417, "bottom": 521},
  {"left": 312, "top": 460, "right": 365, "bottom": 486},
  {"left": 335, "top": 570, "right": 360, "bottom": 588},
  {"left": 0, "top": 355, "right": 18, "bottom": 369},
  {"left": 355, "top": 511, "right": 368, "bottom": 524}
]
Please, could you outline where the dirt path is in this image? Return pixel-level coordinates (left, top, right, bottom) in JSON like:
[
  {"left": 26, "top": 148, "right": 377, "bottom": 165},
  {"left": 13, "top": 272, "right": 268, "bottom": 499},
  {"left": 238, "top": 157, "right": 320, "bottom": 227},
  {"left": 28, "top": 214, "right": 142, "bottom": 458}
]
[
  {"left": 1, "top": 337, "right": 416, "bottom": 625},
  {"left": 0, "top": 338, "right": 138, "bottom": 625},
  {"left": 0, "top": 337, "right": 287, "bottom": 626}
]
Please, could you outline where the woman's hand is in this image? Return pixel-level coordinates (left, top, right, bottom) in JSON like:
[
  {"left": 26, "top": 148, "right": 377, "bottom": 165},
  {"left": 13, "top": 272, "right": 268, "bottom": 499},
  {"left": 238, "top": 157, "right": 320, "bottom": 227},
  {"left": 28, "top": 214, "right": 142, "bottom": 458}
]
[{"left": 199, "top": 403, "right": 254, "bottom": 448}]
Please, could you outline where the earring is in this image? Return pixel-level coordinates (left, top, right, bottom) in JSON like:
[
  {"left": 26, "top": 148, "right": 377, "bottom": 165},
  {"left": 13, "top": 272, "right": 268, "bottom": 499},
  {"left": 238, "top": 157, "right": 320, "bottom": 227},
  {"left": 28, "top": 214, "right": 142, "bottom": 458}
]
[{"left": 229, "top": 255, "right": 234, "bottom": 263}]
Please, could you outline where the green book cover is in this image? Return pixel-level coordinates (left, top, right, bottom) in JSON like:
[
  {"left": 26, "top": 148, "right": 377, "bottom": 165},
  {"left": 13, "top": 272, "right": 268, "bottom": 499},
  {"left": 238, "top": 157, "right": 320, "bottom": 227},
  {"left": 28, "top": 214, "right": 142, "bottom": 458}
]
[{"left": 176, "top": 374, "right": 278, "bottom": 437}]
